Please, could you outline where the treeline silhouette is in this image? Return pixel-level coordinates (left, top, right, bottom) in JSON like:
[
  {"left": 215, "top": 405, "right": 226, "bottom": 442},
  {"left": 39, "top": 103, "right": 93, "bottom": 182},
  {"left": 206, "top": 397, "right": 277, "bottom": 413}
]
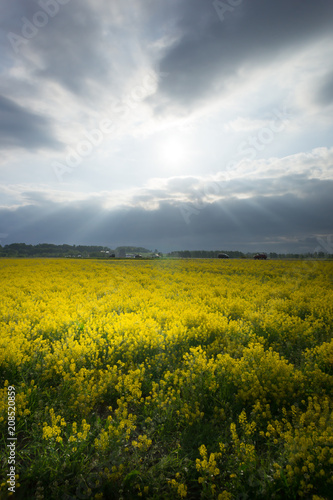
[
  {"left": 167, "top": 250, "right": 332, "bottom": 259},
  {"left": 0, "top": 243, "right": 112, "bottom": 258},
  {"left": 0, "top": 244, "right": 154, "bottom": 258},
  {"left": 0, "top": 243, "right": 332, "bottom": 259}
]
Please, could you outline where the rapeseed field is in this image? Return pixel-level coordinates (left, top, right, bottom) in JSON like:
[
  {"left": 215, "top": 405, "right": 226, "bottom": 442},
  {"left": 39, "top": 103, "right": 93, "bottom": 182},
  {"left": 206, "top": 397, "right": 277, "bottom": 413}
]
[{"left": 0, "top": 258, "right": 332, "bottom": 499}]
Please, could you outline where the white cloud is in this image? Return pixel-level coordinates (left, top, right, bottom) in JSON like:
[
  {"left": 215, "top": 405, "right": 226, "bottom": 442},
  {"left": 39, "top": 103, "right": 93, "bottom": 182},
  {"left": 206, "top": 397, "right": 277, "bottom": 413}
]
[{"left": 2, "top": 146, "right": 332, "bottom": 213}]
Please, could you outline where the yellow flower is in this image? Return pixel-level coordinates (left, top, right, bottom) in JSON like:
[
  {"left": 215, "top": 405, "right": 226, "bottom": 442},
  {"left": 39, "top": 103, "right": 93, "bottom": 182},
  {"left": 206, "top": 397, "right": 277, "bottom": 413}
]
[{"left": 1, "top": 258, "right": 333, "bottom": 498}]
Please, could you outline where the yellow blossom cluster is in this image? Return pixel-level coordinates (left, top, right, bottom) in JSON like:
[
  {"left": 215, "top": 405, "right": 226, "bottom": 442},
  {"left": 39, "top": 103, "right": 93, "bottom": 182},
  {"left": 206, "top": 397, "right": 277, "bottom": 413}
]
[
  {"left": 196, "top": 443, "right": 221, "bottom": 478},
  {"left": 42, "top": 408, "right": 67, "bottom": 443},
  {"left": 68, "top": 419, "right": 91, "bottom": 444},
  {"left": 168, "top": 477, "right": 188, "bottom": 498},
  {"left": 131, "top": 434, "right": 152, "bottom": 450}
]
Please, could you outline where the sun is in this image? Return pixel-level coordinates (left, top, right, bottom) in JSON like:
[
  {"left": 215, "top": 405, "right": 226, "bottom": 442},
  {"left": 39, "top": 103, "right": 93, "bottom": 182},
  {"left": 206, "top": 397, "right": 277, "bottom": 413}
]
[{"left": 156, "top": 134, "right": 191, "bottom": 168}]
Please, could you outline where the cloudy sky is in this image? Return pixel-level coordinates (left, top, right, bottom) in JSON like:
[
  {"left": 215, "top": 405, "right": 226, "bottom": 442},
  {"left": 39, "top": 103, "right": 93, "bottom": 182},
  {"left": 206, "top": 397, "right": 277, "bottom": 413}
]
[{"left": 1, "top": 0, "right": 333, "bottom": 253}]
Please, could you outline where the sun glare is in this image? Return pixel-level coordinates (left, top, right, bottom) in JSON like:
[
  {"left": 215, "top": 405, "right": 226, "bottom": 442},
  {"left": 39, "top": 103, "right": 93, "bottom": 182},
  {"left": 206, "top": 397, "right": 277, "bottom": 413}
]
[{"left": 156, "top": 135, "right": 191, "bottom": 168}]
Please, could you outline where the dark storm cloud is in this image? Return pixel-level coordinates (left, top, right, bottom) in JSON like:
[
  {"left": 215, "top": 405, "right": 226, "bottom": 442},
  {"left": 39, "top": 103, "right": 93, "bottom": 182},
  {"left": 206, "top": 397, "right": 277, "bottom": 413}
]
[
  {"left": 1, "top": 0, "right": 133, "bottom": 97},
  {"left": 135, "top": 173, "right": 333, "bottom": 207},
  {"left": 0, "top": 94, "right": 62, "bottom": 149},
  {"left": 155, "top": 0, "right": 333, "bottom": 107},
  {"left": 1, "top": 0, "right": 147, "bottom": 155},
  {"left": 30, "top": 7, "right": 117, "bottom": 96},
  {"left": 1, "top": 178, "right": 332, "bottom": 253}
]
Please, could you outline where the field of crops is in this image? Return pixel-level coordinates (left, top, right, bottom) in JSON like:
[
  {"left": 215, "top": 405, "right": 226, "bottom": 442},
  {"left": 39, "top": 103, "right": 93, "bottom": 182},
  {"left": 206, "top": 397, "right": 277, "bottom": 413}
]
[{"left": 0, "top": 258, "right": 333, "bottom": 499}]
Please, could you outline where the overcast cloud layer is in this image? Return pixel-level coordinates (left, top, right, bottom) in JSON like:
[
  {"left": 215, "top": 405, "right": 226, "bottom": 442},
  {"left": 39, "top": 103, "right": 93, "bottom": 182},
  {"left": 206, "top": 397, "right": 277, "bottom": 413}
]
[{"left": 1, "top": 0, "right": 333, "bottom": 253}]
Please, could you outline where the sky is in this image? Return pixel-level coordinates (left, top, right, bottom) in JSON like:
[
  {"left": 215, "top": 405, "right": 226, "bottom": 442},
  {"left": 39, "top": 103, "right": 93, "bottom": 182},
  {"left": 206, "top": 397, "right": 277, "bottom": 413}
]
[{"left": 0, "top": 0, "right": 333, "bottom": 254}]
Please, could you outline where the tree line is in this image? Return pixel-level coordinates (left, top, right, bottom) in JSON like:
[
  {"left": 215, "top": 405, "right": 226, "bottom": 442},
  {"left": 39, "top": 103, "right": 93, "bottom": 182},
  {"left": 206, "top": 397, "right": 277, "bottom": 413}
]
[
  {"left": 166, "top": 250, "right": 333, "bottom": 259},
  {"left": 0, "top": 243, "right": 112, "bottom": 258},
  {"left": 0, "top": 243, "right": 332, "bottom": 259},
  {"left": 0, "top": 244, "right": 155, "bottom": 258}
]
